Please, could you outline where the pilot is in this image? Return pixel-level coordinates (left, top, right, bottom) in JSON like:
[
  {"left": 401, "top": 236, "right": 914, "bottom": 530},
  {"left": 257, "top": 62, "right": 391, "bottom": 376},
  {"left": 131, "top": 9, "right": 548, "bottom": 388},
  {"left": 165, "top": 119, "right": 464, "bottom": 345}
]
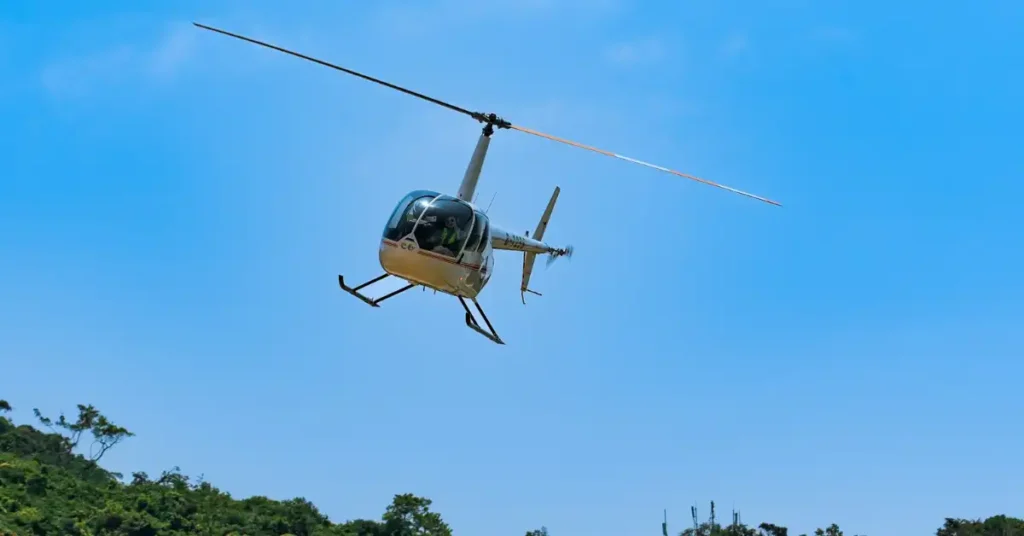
[{"left": 437, "top": 216, "right": 462, "bottom": 252}]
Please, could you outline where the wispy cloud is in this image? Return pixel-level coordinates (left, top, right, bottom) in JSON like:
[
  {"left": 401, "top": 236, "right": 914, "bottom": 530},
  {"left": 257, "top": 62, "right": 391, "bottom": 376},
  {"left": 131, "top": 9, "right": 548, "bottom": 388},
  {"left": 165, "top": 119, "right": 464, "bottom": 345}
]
[
  {"left": 398, "top": 0, "right": 620, "bottom": 18},
  {"left": 720, "top": 33, "right": 749, "bottom": 59},
  {"left": 457, "top": 0, "right": 620, "bottom": 16},
  {"left": 39, "top": 22, "right": 199, "bottom": 98},
  {"left": 372, "top": 0, "right": 621, "bottom": 37},
  {"left": 40, "top": 45, "right": 133, "bottom": 98},
  {"left": 148, "top": 24, "right": 199, "bottom": 80},
  {"left": 810, "top": 26, "right": 859, "bottom": 47},
  {"left": 603, "top": 37, "right": 665, "bottom": 66}
]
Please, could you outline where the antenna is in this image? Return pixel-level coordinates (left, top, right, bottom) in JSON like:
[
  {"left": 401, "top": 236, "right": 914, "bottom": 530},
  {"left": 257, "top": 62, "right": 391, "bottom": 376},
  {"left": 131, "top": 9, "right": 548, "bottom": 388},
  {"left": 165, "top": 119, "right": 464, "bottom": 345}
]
[
  {"left": 691, "top": 505, "right": 698, "bottom": 535},
  {"left": 485, "top": 191, "right": 497, "bottom": 214},
  {"left": 710, "top": 501, "right": 715, "bottom": 531},
  {"left": 662, "top": 509, "right": 668, "bottom": 536}
]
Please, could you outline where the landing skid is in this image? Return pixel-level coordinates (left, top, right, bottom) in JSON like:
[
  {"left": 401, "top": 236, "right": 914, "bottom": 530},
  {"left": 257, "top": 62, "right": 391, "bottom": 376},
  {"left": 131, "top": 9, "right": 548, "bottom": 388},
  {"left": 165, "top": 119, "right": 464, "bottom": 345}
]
[
  {"left": 457, "top": 296, "right": 505, "bottom": 345},
  {"left": 339, "top": 273, "right": 504, "bottom": 345},
  {"left": 337, "top": 273, "right": 415, "bottom": 307}
]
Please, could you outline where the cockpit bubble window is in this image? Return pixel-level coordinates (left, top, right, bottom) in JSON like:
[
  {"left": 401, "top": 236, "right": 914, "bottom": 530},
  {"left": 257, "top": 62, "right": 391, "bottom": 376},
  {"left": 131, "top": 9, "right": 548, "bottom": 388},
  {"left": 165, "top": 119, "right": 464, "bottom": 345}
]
[
  {"left": 473, "top": 211, "right": 490, "bottom": 253},
  {"left": 413, "top": 196, "right": 474, "bottom": 257},
  {"left": 464, "top": 213, "right": 484, "bottom": 253},
  {"left": 383, "top": 190, "right": 438, "bottom": 241}
]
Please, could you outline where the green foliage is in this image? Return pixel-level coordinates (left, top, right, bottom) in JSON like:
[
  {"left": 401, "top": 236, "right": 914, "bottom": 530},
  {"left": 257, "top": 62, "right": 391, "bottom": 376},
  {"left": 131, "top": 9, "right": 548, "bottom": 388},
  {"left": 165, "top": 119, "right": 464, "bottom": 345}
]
[
  {"left": 758, "top": 522, "right": 788, "bottom": 536},
  {"left": 681, "top": 520, "right": 758, "bottom": 536},
  {"left": 674, "top": 512, "right": 1024, "bottom": 536},
  {"left": 936, "top": 515, "right": 1024, "bottom": 536},
  {"left": 32, "top": 404, "right": 133, "bottom": 463},
  {"left": 811, "top": 524, "right": 843, "bottom": 536},
  {"left": 0, "top": 400, "right": 447, "bottom": 536},
  {"left": 381, "top": 494, "right": 451, "bottom": 536},
  {"left": 1, "top": 399, "right": 1021, "bottom": 536},
  {"left": 668, "top": 513, "right": 1024, "bottom": 536}
]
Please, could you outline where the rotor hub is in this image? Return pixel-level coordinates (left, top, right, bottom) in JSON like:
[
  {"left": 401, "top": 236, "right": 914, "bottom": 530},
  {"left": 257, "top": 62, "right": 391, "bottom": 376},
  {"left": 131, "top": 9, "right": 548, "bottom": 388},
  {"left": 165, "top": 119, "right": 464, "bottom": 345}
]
[{"left": 472, "top": 112, "right": 512, "bottom": 136}]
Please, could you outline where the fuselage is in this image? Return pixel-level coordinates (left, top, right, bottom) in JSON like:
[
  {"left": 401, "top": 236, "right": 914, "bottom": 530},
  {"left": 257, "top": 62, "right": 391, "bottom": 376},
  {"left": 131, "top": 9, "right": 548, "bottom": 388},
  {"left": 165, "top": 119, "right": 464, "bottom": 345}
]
[{"left": 378, "top": 190, "right": 555, "bottom": 298}]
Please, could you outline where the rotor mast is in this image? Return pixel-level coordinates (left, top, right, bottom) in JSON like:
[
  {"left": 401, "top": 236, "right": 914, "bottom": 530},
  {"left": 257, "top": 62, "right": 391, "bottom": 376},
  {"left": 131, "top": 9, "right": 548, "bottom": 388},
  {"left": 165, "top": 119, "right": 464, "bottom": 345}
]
[
  {"left": 456, "top": 125, "right": 491, "bottom": 202},
  {"left": 458, "top": 114, "right": 509, "bottom": 202}
]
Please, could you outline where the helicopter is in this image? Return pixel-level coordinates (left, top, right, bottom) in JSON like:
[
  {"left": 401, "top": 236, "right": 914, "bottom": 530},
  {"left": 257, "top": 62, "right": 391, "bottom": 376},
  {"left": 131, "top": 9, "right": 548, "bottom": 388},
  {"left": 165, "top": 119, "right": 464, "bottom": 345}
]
[{"left": 193, "top": 22, "right": 781, "bottom": 345}]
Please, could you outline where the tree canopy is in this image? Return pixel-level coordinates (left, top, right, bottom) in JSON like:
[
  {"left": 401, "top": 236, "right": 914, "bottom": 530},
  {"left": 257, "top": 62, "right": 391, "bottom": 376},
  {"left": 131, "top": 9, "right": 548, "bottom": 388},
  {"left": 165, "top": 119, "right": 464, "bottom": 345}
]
[{"left": 1, "top": 398, "right": 1020, "bottom": 536}]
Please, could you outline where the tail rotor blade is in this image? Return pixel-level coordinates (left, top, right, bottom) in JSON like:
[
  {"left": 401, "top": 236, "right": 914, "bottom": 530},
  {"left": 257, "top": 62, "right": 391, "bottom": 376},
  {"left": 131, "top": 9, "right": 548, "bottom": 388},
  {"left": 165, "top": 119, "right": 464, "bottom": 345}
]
[
  {"left": 546, "top": 245, "right": 573, "bottom": 269},
  {"left": 509, "top": 124, "right": 781, "bottom": 207}
]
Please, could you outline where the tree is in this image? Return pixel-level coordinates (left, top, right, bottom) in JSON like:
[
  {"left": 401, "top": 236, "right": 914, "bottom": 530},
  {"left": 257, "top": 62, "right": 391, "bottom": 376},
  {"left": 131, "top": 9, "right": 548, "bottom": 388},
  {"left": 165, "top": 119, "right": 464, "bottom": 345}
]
[
  {"left": 681, "top": 520, "right": 758, "bottom": 536},
  {"left": 341, "top": 518, "right": 387, "bottom": 536},
  {"left": 759, "top": 522, "right": 789, "bottom": 536},
  {"left": 3, "top": 397, "right": 1024, "bottom": 536},
  {"left": 814, "top": 524, "right": 842, "bottom": 536},
  {"left": 381, "top": 493, "right": 452, "bottom": 536},
  {"left": 937, "top": 515, "right": 1024, "bottom": 536},
  {"left": 32, "top": 403, "right": 133, "bottom": 462},
  {"left": 729, "top": 523, "right": 759, "bottom": 536},
  {"left": 0, "top": 399, "right": 11, "bottom": 413},
  {"left": 937, "top": 518, "right": 968, "bottom": 536}
]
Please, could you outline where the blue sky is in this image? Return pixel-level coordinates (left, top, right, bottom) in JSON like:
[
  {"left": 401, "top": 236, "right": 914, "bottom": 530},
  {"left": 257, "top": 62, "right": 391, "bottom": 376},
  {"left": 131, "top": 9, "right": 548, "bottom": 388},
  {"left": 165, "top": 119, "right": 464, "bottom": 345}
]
[{"left": 2, "top": 1, "right": 1022, "bottom": 535}]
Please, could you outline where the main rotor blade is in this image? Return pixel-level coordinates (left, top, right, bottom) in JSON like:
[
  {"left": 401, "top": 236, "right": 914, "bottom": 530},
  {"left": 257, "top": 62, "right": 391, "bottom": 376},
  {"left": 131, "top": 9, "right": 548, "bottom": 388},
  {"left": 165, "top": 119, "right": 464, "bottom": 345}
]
[
  {"left": 192, "top": 22, "right": 479, "bottom": 120},
  {"left": 193, "top": 22, "right": 779, "bottom": 206},
  {"left": 509, "top": 124, "right": 781, "bottom": 206}
]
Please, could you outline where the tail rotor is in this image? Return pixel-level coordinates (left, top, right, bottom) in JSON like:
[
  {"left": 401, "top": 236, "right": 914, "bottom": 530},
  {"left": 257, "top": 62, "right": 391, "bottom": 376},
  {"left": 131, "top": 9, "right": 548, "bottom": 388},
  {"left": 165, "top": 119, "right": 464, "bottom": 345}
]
[{"left": 546, "top": 245, "right": 574, "bottom": 268}]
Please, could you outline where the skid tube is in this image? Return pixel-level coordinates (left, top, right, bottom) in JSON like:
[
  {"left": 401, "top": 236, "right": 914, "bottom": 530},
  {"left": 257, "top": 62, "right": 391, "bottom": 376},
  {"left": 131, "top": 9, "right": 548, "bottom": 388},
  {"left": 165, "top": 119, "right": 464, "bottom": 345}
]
[
  {"left": 338, "top": 273, "right": 415, "bottom": 307},
  {"left": 457, "top": 296, "right": 505, "bottom": 345}
]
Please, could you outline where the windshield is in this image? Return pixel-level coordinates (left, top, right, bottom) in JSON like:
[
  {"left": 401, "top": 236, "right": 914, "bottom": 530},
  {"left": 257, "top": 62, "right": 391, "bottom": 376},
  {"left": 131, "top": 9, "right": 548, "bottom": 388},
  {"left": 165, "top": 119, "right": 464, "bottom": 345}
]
[
  {"left": 383, "top": 190, "right": 439, "bottom": 241},
  {"left": 413, "top": 197, "right": 474, "bottom": 257}
]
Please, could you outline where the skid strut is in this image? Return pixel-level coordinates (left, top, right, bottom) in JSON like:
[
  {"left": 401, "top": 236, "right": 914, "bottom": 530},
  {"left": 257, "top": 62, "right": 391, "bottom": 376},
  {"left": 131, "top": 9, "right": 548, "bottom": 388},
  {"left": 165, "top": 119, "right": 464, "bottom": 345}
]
[
  {"left": 457, "top": 296, "right": 505, "bottom": 345},
  {"left": 338, "top": 274, "right": 414, "bottom": 307}
]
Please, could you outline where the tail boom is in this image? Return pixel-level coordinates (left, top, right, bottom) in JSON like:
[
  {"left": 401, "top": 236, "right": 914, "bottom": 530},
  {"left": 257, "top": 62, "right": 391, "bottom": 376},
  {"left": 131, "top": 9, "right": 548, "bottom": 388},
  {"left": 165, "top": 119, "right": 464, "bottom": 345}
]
[{"left": 488, "top": 186, "right": 570, "bottom": 304}]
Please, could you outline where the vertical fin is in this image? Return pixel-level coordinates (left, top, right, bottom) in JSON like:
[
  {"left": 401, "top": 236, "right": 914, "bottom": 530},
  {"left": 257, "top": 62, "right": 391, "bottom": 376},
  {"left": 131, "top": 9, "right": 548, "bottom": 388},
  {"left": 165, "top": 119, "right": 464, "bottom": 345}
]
[
  {"left": 532, "top": 186, "right": 560, "bottom": 241},
  {"left": 521, "top": 252, "right": 538, "bottom": 304},
  {"left": 520, "top": 186, "right": 560, "bottom": 303}
]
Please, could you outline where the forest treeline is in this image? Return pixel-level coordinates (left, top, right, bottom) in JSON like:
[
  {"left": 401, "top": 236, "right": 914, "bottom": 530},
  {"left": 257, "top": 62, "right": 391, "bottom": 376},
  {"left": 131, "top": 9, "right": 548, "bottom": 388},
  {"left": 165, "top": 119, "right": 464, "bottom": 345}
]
[{"left": 0, "top": 399, "right": 1019, "bottom": 535}]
